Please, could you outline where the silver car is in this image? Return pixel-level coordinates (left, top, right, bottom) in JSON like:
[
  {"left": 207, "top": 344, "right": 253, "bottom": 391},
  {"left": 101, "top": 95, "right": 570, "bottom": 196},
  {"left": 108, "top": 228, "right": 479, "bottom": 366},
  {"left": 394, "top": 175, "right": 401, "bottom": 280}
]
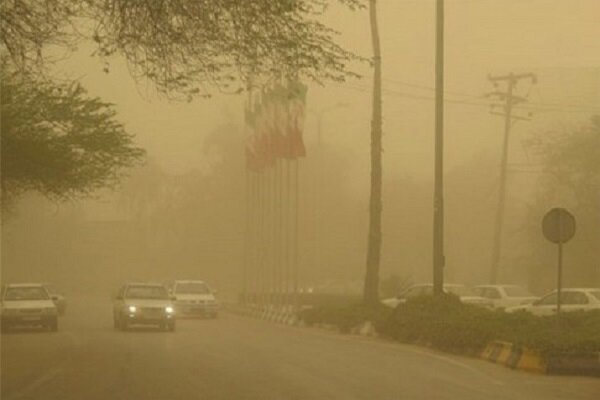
[
  {"left": 113, "top": 283, "right": 176, "bottom": 331},
  {"left": 1, "top": 283, "right": 59, "bottom": 332}
]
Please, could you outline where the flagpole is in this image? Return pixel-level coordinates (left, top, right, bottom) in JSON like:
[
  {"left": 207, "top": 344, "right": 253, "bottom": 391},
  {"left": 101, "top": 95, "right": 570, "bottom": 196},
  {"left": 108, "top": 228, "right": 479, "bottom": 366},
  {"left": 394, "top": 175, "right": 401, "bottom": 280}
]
[
  {"left": 293, "top": 159, "right": 300, "bottom": 312},
  {"left": 243, "top": 168, "right": 250, "bottom": 304}
]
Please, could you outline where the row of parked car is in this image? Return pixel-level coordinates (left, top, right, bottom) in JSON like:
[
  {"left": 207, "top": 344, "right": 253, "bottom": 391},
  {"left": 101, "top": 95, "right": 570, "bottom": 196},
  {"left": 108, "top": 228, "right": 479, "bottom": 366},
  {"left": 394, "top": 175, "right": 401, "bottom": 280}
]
[
  {"left": 1, "top": 280, "right": 219, "bottom": 333},
  {"left": 381, "top": 283, "right": 600, "bottom": 315}
]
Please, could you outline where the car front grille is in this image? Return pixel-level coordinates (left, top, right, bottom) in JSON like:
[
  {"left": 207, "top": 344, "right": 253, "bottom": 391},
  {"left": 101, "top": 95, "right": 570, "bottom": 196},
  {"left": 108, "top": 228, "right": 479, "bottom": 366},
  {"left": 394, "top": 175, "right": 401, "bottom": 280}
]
[{"left": 140, "top": 307, "right": 164, "bottom": 317}]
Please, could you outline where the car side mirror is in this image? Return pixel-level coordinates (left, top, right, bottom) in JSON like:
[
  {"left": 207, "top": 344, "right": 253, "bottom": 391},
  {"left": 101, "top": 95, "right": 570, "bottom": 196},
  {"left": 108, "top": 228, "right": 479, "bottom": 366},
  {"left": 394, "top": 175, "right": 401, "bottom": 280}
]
[{"left": 51, "top": 295, "right": 59, "bottom": 301}]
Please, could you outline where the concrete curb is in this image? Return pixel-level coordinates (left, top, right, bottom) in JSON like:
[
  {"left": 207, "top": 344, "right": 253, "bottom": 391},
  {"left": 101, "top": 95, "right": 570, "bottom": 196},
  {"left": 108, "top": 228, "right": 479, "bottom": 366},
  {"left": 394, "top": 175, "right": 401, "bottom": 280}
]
[
  {"left": 224, "top": 304, "right": 303, "bottom": 327},
  {"left": 480, "top": 341, "right": 545, "bottom": 374},
  {"left": 480, "top": 341, "right": 600, "bottom": 376}
]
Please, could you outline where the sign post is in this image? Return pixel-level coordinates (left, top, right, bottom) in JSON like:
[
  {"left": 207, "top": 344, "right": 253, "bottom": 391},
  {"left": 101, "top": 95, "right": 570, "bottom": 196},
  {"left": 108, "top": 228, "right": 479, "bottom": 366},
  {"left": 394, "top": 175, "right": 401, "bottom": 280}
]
[{"left": 542, "top": 208, "right": 576, "bottom": 317}]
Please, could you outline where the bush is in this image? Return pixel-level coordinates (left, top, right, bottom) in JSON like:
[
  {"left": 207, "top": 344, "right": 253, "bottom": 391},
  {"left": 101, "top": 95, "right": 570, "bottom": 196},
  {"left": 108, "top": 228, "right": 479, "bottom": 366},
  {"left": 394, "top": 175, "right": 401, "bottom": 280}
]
[
  {"left": 299, "top": 295, "right": 600, "bottom": 356},
  {"left": 298, "top": 303, "right": 392, "bottom": 333},
  {"left": 380, "top": 295, "right": 600, "bottom": 356}
]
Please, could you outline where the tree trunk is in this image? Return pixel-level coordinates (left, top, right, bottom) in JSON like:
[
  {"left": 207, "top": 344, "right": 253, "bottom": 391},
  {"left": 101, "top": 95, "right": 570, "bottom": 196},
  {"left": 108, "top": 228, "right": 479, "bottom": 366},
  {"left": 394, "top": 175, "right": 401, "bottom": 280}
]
[{"left": 363, "top": 0, "right": 383, "bottom": 306}]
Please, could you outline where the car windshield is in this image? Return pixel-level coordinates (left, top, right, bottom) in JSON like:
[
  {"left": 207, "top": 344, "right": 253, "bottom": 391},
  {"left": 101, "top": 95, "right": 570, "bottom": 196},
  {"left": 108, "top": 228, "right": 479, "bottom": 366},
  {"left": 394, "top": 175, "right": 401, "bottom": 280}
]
[
  {"left": 4, "top": 287, "right": 49, "bottom": 301},
  {"left": 125, "top": 286, "right": 168, "bottom": 300},
  {"left": 444, "top": 286, "right": 475, "bottom": 297},
  {"left": 504, "top": 286, "right": 533, "bottom": 297},
  {"left": 176, "top": 282, "right": 210, "bottom": 294}
]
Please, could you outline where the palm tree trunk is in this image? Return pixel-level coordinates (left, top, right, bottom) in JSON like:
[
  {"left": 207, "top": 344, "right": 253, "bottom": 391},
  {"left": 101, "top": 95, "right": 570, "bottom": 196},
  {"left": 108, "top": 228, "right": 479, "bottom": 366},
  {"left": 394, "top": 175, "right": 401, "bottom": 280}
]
[{"left": 363, "top": 0, "right": 383, "bottom": 306}]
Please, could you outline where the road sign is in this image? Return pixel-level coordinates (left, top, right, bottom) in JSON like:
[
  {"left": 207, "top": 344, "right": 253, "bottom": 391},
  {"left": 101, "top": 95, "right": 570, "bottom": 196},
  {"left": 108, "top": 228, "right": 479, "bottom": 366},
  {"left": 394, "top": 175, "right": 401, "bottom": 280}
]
[
  {"left": 542, "top": 208, "right": 575, "bottom": 244},
  {"left": 542, "top": 207, "right": 576, "bottom": 318}
]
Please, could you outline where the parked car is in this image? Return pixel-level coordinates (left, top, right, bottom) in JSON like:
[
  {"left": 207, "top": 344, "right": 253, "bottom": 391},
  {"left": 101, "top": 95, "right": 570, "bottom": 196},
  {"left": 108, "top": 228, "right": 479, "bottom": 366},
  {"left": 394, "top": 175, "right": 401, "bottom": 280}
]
[
  {"left": 506, "top": 288, "right": 600, "bottom": 316},
  {"left": 381, "top": 283, "right": 492, "bottom": 308},
  {"left": 42, "top": 283, "right": 67, "bottom": 316},
  {"left": 472, "top": 284, "right": 538, "bottom": 309},
  {"left": 1, "top": 283, "right": 58, "bottom": 332},
  {"left": 113, "top": 283, "right": 176, "bottom": 331},
  {"left": 167, "top": 280, "right": 219, "bottom": 319}
]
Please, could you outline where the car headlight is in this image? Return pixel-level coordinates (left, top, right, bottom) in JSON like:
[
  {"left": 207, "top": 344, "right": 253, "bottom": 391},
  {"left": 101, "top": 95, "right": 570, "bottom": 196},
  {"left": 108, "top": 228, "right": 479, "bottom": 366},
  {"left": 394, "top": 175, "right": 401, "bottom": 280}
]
[
  {"left": 165, "top": 306, "right": 174, "bottom": 314},
  {"left": 128, "top": 306, "right": 137, "bottom": 313}
]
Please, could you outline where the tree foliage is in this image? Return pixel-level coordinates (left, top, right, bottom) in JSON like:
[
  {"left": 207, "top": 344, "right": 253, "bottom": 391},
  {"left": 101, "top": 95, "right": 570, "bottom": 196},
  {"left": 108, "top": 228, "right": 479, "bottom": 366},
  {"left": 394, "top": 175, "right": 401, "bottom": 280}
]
[
  {"left": 540, "top": 116, "right": 600, "bottom": 213},
  {"left": 522, "top": 116, "right": 600, "bottom": 289},
  {"left": 1, "top": 65, "right": 144, "bottom": 209},
  {"left": 1, "top": 0, "right": 365, "bottom": 97}
]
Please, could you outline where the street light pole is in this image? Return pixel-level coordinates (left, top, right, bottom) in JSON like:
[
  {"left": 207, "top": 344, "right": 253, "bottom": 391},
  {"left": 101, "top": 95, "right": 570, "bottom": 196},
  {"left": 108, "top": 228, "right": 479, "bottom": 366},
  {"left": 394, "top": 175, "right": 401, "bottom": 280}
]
[{"left": 433, "top": 0, "right": 445, "bottom": 296}]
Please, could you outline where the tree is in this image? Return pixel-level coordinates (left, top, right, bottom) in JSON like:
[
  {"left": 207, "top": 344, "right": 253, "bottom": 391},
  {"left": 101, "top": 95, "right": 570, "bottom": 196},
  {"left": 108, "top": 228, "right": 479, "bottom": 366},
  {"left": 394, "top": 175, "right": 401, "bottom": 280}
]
[
  {"left": 522, "top": 116, "right": 600, "bottom": 290},
  {"left": 1, "top": 0, "right": 364, "bottom": 98},
  {"left": 1, "top": 65, "right": 144, "bottom": 211},
  {"left": 363, "top": 0, "right": 382, "bottom": 306}
]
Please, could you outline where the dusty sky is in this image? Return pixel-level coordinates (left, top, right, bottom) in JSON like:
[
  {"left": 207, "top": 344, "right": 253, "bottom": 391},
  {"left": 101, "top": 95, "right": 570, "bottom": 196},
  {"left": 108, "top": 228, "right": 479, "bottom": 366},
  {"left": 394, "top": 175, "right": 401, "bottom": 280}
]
[
  {"left": 54, "top": 0, "right": 600, "bottom": 185},
  {"left": 5, "top": 0, "right": 600, "bottom": 294}
]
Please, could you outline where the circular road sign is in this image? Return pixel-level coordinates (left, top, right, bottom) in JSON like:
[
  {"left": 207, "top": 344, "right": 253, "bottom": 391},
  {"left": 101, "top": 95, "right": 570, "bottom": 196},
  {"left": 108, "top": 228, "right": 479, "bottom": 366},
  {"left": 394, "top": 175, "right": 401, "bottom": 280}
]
[{"left": 542, "top": 208, "right": 576, "bottom": 244}]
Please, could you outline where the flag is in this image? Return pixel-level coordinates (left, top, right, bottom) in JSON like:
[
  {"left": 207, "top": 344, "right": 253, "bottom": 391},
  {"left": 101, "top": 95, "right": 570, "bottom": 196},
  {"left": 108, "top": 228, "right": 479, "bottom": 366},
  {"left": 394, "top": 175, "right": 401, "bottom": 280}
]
[{"left": 284, "top": 81, "right": 307, "bottom": 159}]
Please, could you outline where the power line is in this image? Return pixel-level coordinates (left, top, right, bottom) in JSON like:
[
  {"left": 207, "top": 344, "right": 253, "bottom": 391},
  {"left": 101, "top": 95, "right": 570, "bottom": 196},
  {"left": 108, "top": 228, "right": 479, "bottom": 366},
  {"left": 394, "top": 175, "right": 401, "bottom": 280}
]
[{"left": 332, "top": 82, "right": 599, "bottom": 113}]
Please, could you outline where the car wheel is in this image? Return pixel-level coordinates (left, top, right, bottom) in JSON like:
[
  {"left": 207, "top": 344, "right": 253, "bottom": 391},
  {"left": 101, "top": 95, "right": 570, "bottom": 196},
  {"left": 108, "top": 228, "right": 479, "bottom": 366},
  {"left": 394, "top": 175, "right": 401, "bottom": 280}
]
[{"left": 168, "top": 321, "right": 176, "bottom": 332}]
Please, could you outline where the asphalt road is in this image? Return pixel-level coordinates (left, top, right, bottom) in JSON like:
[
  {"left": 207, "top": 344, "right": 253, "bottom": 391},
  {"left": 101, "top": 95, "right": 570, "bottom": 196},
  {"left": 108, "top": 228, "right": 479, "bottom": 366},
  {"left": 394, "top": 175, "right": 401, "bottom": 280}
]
[{"left": 2, "top": 297, "right": 599, "bottom": 400}]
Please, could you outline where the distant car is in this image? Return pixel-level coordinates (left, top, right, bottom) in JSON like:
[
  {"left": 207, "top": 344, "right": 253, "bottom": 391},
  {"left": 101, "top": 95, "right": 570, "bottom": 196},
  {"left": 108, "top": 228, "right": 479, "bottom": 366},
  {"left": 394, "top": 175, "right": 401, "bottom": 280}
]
[
  {"left": 472, "top": 284, "right": 538, "bottom": 309},
  {"left": 167, "top": 280, "right": 219, "bottom": 319},
  {"left": 42, "top": 283, "right": 67, "bottom": 316},
  {"left": 506, "top": 288, "right": 600, "bottom": 316},
  {"left": 381, "top": 283, "right": 493, "bottom": 308},
  {"left": 1, "top": 283, "right": 59, "bottom": 332},
  {"left": 113, "top": 283, "right": 176, "bottom": 331}
]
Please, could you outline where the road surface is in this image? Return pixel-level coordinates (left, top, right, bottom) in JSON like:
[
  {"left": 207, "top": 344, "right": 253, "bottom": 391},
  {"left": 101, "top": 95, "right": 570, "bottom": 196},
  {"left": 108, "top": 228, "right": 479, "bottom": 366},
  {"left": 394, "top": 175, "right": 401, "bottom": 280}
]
[{"left": 2, "top": 296, "right": 599, "bottom": 400}]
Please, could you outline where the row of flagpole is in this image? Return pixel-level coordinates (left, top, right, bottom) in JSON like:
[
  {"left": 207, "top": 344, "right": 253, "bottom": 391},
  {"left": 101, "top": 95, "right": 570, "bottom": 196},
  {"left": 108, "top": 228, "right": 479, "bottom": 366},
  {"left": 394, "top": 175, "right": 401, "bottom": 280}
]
[{"left": 242, "top": 80, "right": 306, "bottom": 315}]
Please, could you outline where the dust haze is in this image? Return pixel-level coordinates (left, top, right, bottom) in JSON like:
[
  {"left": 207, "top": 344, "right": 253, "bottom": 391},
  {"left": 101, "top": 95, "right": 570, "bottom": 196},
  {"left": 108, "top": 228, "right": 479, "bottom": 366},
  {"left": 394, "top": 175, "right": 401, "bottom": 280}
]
[{"left": 2, "top": 1, "right": 600, "bottom": 399}]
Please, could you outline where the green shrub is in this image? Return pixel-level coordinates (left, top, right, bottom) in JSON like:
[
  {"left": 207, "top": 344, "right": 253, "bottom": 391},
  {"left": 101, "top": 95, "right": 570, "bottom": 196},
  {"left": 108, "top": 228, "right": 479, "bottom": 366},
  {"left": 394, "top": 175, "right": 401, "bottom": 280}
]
[{"left": 299, "top": 295, "right": 600, "bottom": 356}]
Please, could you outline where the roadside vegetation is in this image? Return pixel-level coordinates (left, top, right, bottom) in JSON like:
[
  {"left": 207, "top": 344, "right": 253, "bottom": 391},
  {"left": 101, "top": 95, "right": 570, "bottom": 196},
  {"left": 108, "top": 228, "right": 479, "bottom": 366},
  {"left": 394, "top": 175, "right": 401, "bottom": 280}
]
[{"left": 298, "top": 296, "right": 600, "bottom": 357}]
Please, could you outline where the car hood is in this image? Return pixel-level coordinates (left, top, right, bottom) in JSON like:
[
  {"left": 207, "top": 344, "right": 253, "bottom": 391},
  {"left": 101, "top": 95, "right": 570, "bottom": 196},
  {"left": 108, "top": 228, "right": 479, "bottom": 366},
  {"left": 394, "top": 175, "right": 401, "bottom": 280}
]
[
  {"left": 460, "top": 296, "right": 491, "bottom": 305},
  {"left": 124, "top": 299, "right": 173, "bottom": 307},
  {"left": 2, "top": 300, "right": 56, "bottom": 309},
  {"left": 174, "top": 294, "right": 216, "bottom": 302}
]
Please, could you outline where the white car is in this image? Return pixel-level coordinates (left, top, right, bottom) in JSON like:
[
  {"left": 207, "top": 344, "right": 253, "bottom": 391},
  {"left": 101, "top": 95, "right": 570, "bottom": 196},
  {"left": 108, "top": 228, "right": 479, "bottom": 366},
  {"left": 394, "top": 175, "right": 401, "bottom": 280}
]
[
  {"left": 506, "top": 288, "right": 600, "bottom": 316},
  {"left": 472, "top": 284, "right": 538, "bottom": 309},
  {"left": 167, "top": 280, "right": 219, "bottom": 319},
  {"left": 382, "top": 283, "right": 492, "bottom": 308},
  {"left": 1, "top": 283, "right": 59, "bottom": 332}
]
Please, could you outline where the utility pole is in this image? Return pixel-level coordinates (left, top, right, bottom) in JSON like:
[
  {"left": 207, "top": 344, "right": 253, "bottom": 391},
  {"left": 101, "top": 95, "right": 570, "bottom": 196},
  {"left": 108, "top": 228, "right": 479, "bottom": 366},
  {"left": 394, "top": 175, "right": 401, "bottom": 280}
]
[
  {"left": 433, "top": 0, "right": 444, "bottom": 296},
  {"left": 487, "top": 72, "right": 536, "bottom": 284}
]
